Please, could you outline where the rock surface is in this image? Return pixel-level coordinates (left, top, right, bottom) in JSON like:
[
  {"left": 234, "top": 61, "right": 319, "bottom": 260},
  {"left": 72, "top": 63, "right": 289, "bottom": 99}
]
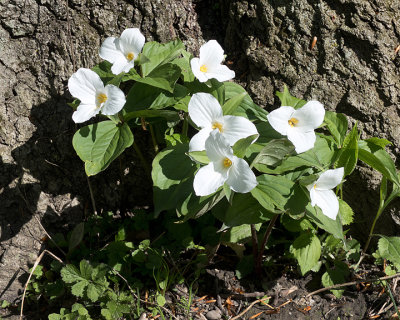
[{"left": 1, "top": 0, "right": 400, "bottom": 305}]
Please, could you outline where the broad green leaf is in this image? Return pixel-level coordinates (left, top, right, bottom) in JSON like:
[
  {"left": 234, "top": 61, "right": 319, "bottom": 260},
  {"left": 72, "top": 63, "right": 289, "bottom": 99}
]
[
  {"left": 72, "top": 121, "right": 134, "bottom": 176},
  {"left": 251, "top": 139, "right": 295, "bottom": 172},
  {"left": 224, "top": 82, "right": 269, "bottom": 121},
  {"left": 365, "top": 137, "right": 392, "bottom": 148},
  {"left": 336, "top": 123, "right": 358, "bottom": 177},
  {"left": 232, "top": 134, "right": 259, "bottom": 158},
  {"left": 71, "top": 281, "right": 87, "bottom": 298},
  {"left": 290, "top": 232, "right": 321, "bottom": 275},
  {"left": 124, "top": 109, "right": 180, "bottom": 122},
  {"left": 281, "top": 214, "right": 313, "bottom": 232},
  {"left": 251, "top": 175, "right": 294, "bottom": 212},
  {"left": 86, "top": 283, "right": 100, "bottom": 302},
  {"left": 358, "top": 140, "right": 399, "bottom": 186},
  {"left": 178, "top": 190, "right": 224, "bottom": 221},
  {"left": 276, "top": 85, "right": 306, "bottom": 109},
  {"left": 324, "top": 111, "right": 348, "bottom": 146},
  {"left": 140, "top": 39, "right": 184, "bottom": 76},
  {"left": 221, "top": 224, "right": 261, "bottom": 243},
  {"left": 69, "top": 222, "right": 84, "bottom": 253},
  {"left": 61, "top": 265, "right": 84, "bottom": 283},
  {"left": 79, "top": 260, "right": 92, "bottom": 280},
  {"left": 188, "top": 150, "right": 209, "bottom": 165},
  {"left": 305, "top": 204, "right": 344, "bottom": 240},
  {"left": 321, "top": 262, "right": 349, "bottom": 298},
  {"left": 338, "top": 200, "right": 354, "bottom": 225},
  {"left": 152, "top": 143, "right": 197, "bottom": 216},
  {"left": 156, "top": 294, "right": 166, "bottom": 306},
  {"left": 136, "top": 63, "right": 181, "bottom": 93},
  {"left": 91, "top": 61, "right": 114, "bottom": 83},
  {"left": 378, "top": 236, "right": 400, "bottom": 268},
  {"left": 222, "top": 92, "right": 247, "bottom": 115},
  {"left": 171, "top": 50, "right": 194, "bottom": 82}
]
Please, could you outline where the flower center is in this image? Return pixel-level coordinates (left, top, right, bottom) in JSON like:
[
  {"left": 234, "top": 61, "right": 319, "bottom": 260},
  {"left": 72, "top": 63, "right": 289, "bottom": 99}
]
[
  {"left": 126, "top": 52, "right": 135, "bottom": 61},
  {"left": 313, "top": 184, "right": 317, "bottom": 189},
  {"left": 200, "top": 64, "right": 208, "bottom": 72},
  {"left": 223, "top": 157, "right": 232, "bottom": 168},
  {"left": 212, "top": 121, "right": 223, "bottom": 132},
  {"left": 97, "top": 93, "right": 108, "bottom": 106},
  {"left": 288, "top": 117, "right": 299, "bottom": 127}
]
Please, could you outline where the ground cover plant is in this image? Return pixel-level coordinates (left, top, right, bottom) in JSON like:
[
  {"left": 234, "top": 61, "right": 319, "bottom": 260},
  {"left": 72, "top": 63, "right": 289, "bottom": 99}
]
[{"left": 5, "top": 28, "right": 400, "bottom": 319}]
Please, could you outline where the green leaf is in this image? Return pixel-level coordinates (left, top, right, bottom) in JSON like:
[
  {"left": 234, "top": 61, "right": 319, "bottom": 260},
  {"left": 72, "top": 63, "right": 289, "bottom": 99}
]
[
  {"left": 305, "top": 204, "right": 344, "bottom": 240},
  {"left": 171, "top": 50, "right": 194, "bottom": 82},
  {"left": 276, "top": 85, "right": 307, "bottom": 109},
  {"left": 251, "top": 139, "right": 295, "bottom": 172},
  {"left": 140, "top": 39, "right": 184, "bottom": 76},
  {"left": 338, "top": 200, "right": 354, "bottom": 225},
  {"left": 336, "top": 123, "right": 358, "bottom": 177},
  {"left": 365, "top": 137, "right": 392, "bottom": 148},
  {"left": 358, "top": 140, "right": 399, "bottom": 186},
  {"left": 178, "top": 190, "right": 224, "bottom": 221},
  {"left": 281, "top": 214, "right": 313, "bottom": 232},
  {"left": 86, "top": 283, "right": 100, "bottom": 302},
  {"left": 91, "top": 61, "right": 114, "bottom": 83},
  {"left": 324, "top": 111, "right": 348, "bottom": 146},
  {"left": 221, "top": 224, "right": 261, "bottom": 243},
  {"left": 69, "top": 222, "right": 84, "bottom": 253},
  {"left": 251, "top": 175, "right": 294, "bottom": 212},
  {"left": 61, "top": 264, "right": 83, "bottom": 284},
  {"left": 156, "top": 294, "right": 166, "bottom": 306},
  {"left": 222, "top": 92, "right": 247, "bottom": 115},
  {"left": 124, "top": 109, "right": 180, "bottom": 122},
  {"left": 72, "top": 121, "right": 134, "bottom": 176},
  {"left": 378, "top": 236, "right": 400, "bottom": 268},
  {"left": 187, "top": 150, "right": 209, "bottom": 165},
  {"left": 71, "top": 281, "right": 87, "bottom": 298},
  {"left": 321, "top": 263, "right": 349, "bottom": 298},
  {"left": 224, "top": 82, "right": 269, "bottom": 121},
  {"left": 290, "top": 232, "right": 321, "bottom": 275},
  {"left": 232, "top": 134, "right": 258, "bottom": 158},
  {"left": 136, "top": 63, "right": 181, "bottom": 93}
]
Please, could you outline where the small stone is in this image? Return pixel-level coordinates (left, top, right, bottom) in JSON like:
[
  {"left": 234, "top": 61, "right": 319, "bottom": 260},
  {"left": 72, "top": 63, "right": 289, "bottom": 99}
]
[{"left": 205, "top": 309, "right": 221, "bottom": 320}]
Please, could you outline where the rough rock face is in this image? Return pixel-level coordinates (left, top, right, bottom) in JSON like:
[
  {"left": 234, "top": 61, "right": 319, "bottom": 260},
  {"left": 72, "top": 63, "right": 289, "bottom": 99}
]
[{"left": 1, "top": 0, "right": 399, "bottom": 305}]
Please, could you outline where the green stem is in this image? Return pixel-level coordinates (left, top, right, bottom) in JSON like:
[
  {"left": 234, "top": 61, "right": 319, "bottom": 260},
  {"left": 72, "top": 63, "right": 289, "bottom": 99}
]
[
  {"left": 86, "top": 175, "right": 97, "bottom": 215},
  {"left": 250, "top": 224, "right": 259, "bottom": 276},
  {"left": 182, "top": 113, "right": 188, "bottom": 137},
  {"left": 149, "top": 124, "right": 159, "bottom": 153},
  {"left": 133, "top": 141, "right": 151, "bottom": 177},
  {"left": 256, "top": 214, "right": 279, "bottom": 276}
]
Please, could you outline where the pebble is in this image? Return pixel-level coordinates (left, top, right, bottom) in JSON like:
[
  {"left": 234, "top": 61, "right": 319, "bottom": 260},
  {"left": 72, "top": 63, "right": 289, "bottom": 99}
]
[{"left": 205, "top": 309, "right": 222, "bottom": 320}]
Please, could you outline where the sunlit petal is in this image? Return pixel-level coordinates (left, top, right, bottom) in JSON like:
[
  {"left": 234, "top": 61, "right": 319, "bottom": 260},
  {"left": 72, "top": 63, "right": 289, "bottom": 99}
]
[
  {"left": 72, "top": 104, "right": 99, "bottom": 123},
  {"left": 287, "top": 128, "right": 316, "bottom": 153},
  {"left": 101, "top": 85, "right": 126, "bottom": 115},
  {"left": 190, "top": 58, "right": 208, "bottom": 83},
  {"left": 188, "top": 93, "right": 223, "bottom": 128},
  {"left": 199, "top": 40, "right": 224, "bottom": 67},
  {"left": 316, "top": 168, "right": 344, "bottom": 190},
  {"left": 292, "top": 101, "right": 325, "bottom": 131},
  {"left": 68, "top": 68, "right": 103, "bottom": 104},
  {"left": 267, "top": 106, "right": 294, "bottom": 136},
  {"left": 193, "top": 163, "right": 227, "bottom": 196},
  {"left": 119, "top": 28, "right": 145, "bottom": 58},
  {"left": 312, "top": 189, "right": 339, "bottom": 220},
  {"left": 205, "top": 130, "right": 233, "bottom": 163},
  {"left": 111, "top": 57, "right": 129, "bottom": 75},
  {"left": 189, "top": 127, "right": 213, "bottom": 152},
  {"left": 99, "top": 37, "right": 125, "bottom": 63},
  {"left": 222, "top": 115, "right": 258, "bottom": 146},
  {"left": 206, "top": 64, "right": 235, "bottom": 82},
  {"left": 226, "top": 157, "right": 258, "bottom": 193},
  {"left": 308, "top": 186, "right": 317, "bottom": 207}
]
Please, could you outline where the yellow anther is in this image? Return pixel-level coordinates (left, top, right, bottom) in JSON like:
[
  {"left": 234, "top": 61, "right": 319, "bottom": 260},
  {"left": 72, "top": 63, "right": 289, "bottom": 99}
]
[
  {"left": 126, "top": 52, "right": 135, "bottom": 61},
  {"left": 212, "top": 121, "right": 224, "bottom": 132},
  {"left": 288, "top": 117, "right": 299, "bottom": 127},
  {"left": 97, "top": 93, "right": 108, "bottom": 105},
  {"left": 200, "top": 64, "right": 208, "bottom": 72},
  {"left": 313, "top": 184, "right": 317, "bottom": 189},
  {"left": 223, "top": 157, "right": 232, "bottom": 168}
]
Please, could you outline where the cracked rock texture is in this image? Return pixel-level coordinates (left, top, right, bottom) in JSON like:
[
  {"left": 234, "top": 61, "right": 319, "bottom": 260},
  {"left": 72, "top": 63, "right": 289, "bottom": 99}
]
[{"left": 0, "top": 0, "right": 400, "bottom": 308}]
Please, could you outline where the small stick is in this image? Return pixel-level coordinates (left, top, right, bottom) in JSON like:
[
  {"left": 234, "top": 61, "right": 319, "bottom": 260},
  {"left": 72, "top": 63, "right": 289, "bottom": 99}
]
[
  {"left": 395, "top": 44, "right": 400, "bottom": 55},
  {"left": 311, "top": 36, "right": 317, "bottom": 50},
  {"left": 306, "top": 273, "right": 400, "bottom": 297},
  {"left": 230, "top": 297, "right": 270, "bottom": 320},
  {"left": 256, "top": 214, "right": 279, "bottom": 275}
]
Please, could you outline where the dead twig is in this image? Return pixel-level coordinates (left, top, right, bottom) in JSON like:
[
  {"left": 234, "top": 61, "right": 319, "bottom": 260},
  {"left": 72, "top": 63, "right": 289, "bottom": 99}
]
[{"left": 230, "top": 297, "right": 270, "bottom": 320}]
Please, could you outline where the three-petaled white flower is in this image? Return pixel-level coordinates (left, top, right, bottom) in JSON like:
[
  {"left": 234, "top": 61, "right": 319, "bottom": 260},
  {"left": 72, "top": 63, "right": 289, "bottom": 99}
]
[
  {"left": 267, "top": 101, "right": 325, "bottom": 153},
  {"left": 68, "top": 68, "right": 126, "bottom": 123},
  {"left": 99, "top": 28, "right": 145, "bottom": 75},
  {"left": 193, "top": 131, "right": 257, "bottom": 196},
  {"left": 190, "top": 40, "right": 235, "bottom": 83},
  {"left": 188, "top": 93, "right": 258, "bottom": 152},
  {"left": 307, "top": 167, "right": 344, "bottom": 220}
]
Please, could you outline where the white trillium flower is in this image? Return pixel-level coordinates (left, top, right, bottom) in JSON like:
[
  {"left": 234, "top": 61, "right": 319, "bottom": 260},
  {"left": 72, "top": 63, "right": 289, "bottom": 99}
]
[
  {"left": 267, "top": 101, "right": 325, "bottom": 153},
  {"left": 193, "top": 131, "right": 257, "bottom": 196},
  {"left": 188, "top": 93, "right": 258, "bottom": 152},
  {"left": 307, "top": 167, "right": 344, "bottom": 220},
  {"left": 99, "top": 28, "right": 145, "bottom": 75},
  {"left": 68, "top": 68, "right": 126, "bottom": 123},
  {"left": 190, "top": 40, "right": 235, "bottom": 83}
]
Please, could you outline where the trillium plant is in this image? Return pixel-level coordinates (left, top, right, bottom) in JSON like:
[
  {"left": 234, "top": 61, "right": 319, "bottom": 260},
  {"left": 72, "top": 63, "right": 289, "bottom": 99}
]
[{"left": 69, "top": 28, "right": 400, "bottom": 294}]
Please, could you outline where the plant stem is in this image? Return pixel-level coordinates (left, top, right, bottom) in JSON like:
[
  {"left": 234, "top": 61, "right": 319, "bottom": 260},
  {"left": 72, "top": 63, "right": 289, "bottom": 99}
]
[
  {"left": 182, "top": 113, "right": 188, "bottom": 137},
  {"left": 86, "top": 175, "right": 97, "bottom": 215},
  {"left": 256, "top": 214, "right": 279, "bottom": 276},
  {"left": 250, "top": 224, "right": 259, "bottom": 275},
  {"left": 133, "top": 141, "right": 151, "bottom": 177},
  {"left": 149, "top": 123, "right": 159, "bottom": 153}
]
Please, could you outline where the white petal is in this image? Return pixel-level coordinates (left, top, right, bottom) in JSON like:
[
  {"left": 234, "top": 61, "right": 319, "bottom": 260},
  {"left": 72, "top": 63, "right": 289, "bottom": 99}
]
[
  {"left": 316, "top": 168, "right": 344, "bottom": 190},
  {"left": 193, "top": 163, "right": 227, "bottom": 196},
  {"left": 101, "top": 85, "right": 126, "bottom": 115},
  {"left": 68, "top": 68, "right": 103, "bottom": 104},
  {"left": 205, "top": 130, "right": 233, "bottom": 163},
  {"left": 189, "top": 127, "right": 213, "bottom": 152},
  {"left": 190, "top": 58, "right": 209, "bottom": 83},
  {"left": 309, "top": 186, "right": 317, "bottom": 207},
  {"left": 72, "top": 104, "right": 99, "bottom": 123},
  {"left": 111, "top": 57, "right": 130, "bottom": 75},
  {"left": 312, "top": 189, "right": 339, "bottom": 220},
  {"left": 287, "top": 128, "right": 316, "bottom": 153},
  {"left": 99, "top": 37, "right": 125, "bottom": 63},
  {"left": 292, "top": 101, "right": 325, "bottom": 131},
  {"left": 206, "top": 64, "right": 235, "bottom": 82},
  {"left": 188, "top": 93, "right": 223, "bottom": 128},
  {"left": 199, "top": 40, "right": 224, "bottom": 67},
  {"left": 119, "top": 28, "right": 145, "bottom": 58},
  {"left": 267, "top": 106, "right": 294, "bottom": 136},
  {"left": 222, "top": 115, "right": 258, "bottom": 146},
  {"left": 226, "top": 157, "right": 258, "bottom": 193}
]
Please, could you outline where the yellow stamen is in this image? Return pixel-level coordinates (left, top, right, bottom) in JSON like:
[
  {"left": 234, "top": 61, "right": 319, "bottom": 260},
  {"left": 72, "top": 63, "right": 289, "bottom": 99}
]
[
  {"left": 313, "top": 184, "right": 317, "bottom": 189},
  {"left": 288, "top": 117, "right": 299, "bottom": 127},
  {"left": 126, "top": 52, "right": 135, "bottom": 61},
  {"left": 223, "top": 157, "right": 232, "bottom": 168},
  {"left": 97, "top": 93, "right": 108, "bottom": 105},
  {"left": 212, "top": 121, "right": 223, "bottom": 132},
  {"left": 200, "top": 64, "right": 208, "bottom": 72}
]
